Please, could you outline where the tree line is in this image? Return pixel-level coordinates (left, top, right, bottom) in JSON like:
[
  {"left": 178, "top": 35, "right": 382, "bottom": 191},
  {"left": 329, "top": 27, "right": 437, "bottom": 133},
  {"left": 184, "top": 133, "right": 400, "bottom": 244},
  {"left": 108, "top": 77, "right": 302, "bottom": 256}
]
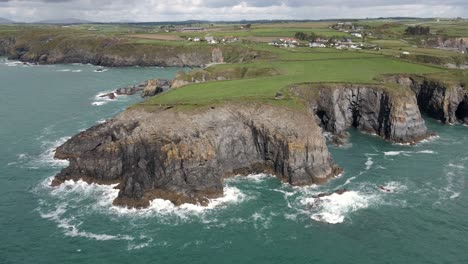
[{"left": 405, "top": 26, "right": 430, "bottom": 35}]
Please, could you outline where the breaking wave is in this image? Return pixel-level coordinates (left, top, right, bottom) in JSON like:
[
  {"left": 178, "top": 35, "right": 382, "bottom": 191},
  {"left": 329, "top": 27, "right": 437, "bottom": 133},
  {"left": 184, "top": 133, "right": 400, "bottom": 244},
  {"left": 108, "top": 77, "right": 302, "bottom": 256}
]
[
  {"left": 384, "top": 150, "right": 437, "bottom": 156},
  {"left": 300, "top": 191, "right": 377, "bottom": 224}
]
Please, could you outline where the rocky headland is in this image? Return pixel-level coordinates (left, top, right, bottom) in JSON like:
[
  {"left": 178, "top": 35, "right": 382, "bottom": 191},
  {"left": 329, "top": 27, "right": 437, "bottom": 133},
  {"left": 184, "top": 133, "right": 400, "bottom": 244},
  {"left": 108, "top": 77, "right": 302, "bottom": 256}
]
[{"left": 52, "top": 104, "right": 340, "bottom": 208}]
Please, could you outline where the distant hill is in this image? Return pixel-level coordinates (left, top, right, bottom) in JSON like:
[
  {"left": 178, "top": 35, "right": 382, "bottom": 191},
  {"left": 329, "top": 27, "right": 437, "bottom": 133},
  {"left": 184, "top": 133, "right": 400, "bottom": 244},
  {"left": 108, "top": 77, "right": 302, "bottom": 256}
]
[
  {"left": 35, "top": 18, "right": 93, "bottom": 24},
  {"left": 0, "top": 18, "right": 14, "bottom": 24}
]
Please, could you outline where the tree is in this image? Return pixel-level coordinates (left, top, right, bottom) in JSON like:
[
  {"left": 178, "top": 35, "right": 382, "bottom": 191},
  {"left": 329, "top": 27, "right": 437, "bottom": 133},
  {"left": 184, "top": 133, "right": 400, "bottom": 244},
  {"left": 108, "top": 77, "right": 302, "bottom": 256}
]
[
  {"left": 405, "top": 26, "right": 430, "bottom": 35},
  {"left": 245, "top": 24, "right": 252, "bottom": 29},
  {"left": 295, "top": 31, "right": 307, "bottom": 41}
]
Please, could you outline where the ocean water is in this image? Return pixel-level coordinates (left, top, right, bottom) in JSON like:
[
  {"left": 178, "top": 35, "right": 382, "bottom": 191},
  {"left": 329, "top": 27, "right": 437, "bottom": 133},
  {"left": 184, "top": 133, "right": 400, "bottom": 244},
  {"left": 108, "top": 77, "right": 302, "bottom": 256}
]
[{"left": 1, "top": 59, "right": 468, "bottom": 263}]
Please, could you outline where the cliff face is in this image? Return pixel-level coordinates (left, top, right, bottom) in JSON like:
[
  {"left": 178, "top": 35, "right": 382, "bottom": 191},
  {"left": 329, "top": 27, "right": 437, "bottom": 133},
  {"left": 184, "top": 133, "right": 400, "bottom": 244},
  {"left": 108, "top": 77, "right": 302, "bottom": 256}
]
[
  {"left": 410, "top": 79, "right": 468, "bottom": 124},
  {"left": 53, "top": 105, "right": 339, "bottom": 207},
  {"left": 295, "top": 84, "right": 429, "bottom": 144},
  {"left": 0, "top": 34, "right": 259, "bottom": 67}
]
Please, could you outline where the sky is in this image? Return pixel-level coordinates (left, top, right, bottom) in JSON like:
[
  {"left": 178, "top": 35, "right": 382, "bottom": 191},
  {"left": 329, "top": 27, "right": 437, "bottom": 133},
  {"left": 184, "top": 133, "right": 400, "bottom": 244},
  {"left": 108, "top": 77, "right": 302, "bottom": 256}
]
[{"left": 0, "top": 0, "right": 467, "bottom": 22}]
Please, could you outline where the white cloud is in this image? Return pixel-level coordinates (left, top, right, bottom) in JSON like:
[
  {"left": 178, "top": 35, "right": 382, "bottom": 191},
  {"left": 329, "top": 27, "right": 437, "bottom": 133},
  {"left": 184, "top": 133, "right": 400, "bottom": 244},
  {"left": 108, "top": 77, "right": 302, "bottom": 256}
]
[{"left": 0, "top": 0, "right": 466, "bottom": 22}]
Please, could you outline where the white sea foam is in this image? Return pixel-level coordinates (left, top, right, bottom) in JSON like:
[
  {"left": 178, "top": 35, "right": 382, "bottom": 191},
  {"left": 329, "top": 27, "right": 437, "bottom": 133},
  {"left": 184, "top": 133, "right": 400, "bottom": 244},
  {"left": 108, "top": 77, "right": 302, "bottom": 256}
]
[
  {"left": 384, "top": 151, "right": 403, "bottom": 156},
  {"left": 96, "top": 119, "right": 107, "bottom": 124},
  {"left": 384, "top": 150, "right": 436, "bottom": 156},
  {"left": 36, "top": 137, "right": 71, "bottom": 168},
  {"left": 379, "top": 181, "right": 408, "bottom": 193},
  {"left": 20, "top": 137, "right": 70, "bottom": 169},
  {"left": 448, "top": 163, "right": 465, "bottom": 169},
  {"left": 57, "top": 69, "right": 71, "bottom": 72},
  {"left": 419, "top": 135, "right": 440, "bottom": 144},
  {"left": 343, "top": 176, "right": 357, "bottom": 186},
  {"left": 50, "top": 179, "right": 247, "bottom": 219},
  {"left": 5, "top": 61, "right": 22, "bottom": 67},
  {"left": 301, "top": 191, "right": 376, "bottom": 224},
  {"left": 365, "top": 157, "right": 373, "bottom": 170},
  {"left": 416, "top": 150, "right": 436, "bottom": 154},
  {"left": 231, "top": 173, "right": 271, "bottom": 183},
  {"left": 39, "top": 203, "right": 133, "bottom": 241},
  {"left": 92, "top": 101, "right": 107, "bottom": 106},
  {"left": 91, "top": 90, "right": 124, "bottom": 106},
  {"left": 71, "top": 69, "right": 82, "bottom": 73}
]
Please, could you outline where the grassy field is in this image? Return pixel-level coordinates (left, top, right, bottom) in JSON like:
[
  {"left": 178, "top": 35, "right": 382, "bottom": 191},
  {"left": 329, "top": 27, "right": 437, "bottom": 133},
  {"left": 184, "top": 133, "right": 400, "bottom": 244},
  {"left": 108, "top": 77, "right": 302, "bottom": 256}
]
[{"left": 140, "top": 46, "right": 443, "bottom": 110}]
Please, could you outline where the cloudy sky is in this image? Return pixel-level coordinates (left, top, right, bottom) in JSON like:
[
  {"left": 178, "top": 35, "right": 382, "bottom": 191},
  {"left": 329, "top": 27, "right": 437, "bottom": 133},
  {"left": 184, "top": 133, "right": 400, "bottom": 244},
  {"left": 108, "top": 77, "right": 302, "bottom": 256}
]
[{"left": 0, "top": 0, "right": 467, "bottom": 22}]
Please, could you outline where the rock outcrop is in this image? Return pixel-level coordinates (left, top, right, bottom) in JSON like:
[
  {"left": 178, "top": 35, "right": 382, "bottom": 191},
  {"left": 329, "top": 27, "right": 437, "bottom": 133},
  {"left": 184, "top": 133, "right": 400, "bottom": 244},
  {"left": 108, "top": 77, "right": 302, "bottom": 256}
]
[
  {"left": 294, "top": 84, "right": 430, "bottom": 144},
  {"left": 386, "top": 75, "right": 468, "bottom": 125},
  {"left": 142, "top": 79, "right": 171, "bottom": 97},
  {"left": 410, "top": 79, "right": 468, "bottom": 124},
  {"left": 52, "top": 104, "right": 340, "bottom": 208}
]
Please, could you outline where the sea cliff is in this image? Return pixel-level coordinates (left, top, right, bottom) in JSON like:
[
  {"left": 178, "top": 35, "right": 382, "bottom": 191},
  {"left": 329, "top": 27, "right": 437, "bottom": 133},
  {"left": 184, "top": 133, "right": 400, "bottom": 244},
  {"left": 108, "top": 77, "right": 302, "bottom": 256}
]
[{"left": 52, "top": 104, "right": 340, "bottom": 208}]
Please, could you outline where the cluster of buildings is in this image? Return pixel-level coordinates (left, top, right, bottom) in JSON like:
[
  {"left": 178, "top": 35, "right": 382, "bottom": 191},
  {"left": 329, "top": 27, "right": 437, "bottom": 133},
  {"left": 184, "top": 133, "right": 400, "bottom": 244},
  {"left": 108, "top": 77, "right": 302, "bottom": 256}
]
[
  {"left": 187, "top": 36, "right": 239, "bottom": 44},
  {"left": 331, "top": 22, "right": 369, "bottom": 39},
  {"left": 268, "top": 36, "right": 373, "bottom": 51},
  {"left": 268, "top": 38, "right": 299, "bottom": 48}
]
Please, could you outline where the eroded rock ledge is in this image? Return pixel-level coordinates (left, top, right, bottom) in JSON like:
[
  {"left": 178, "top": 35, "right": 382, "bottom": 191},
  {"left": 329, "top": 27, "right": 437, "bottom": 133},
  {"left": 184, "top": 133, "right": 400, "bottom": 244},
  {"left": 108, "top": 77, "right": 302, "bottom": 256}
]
[
  {"left": 293, "top": 83, "right": 431, "bottom": 145},
  {"left": 52, "top": 104, "right": 340, "bottom": 208}
]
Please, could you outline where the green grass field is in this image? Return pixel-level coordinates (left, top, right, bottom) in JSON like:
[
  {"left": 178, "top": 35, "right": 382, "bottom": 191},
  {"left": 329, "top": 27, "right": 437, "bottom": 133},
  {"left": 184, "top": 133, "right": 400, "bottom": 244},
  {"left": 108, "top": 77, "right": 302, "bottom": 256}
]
[{"left": 140, "top": 47, "right": 443, "bottom": 110}]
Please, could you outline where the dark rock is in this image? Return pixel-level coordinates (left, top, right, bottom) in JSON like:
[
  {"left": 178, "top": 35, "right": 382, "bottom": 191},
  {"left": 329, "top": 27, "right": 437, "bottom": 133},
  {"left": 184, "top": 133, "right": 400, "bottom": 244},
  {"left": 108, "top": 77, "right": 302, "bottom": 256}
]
[
  {"left": 52, "top": 105, "right": 340, "bottom": 208},
  {"left": 299, "top": 84, "right": 430, "bottom": 144},
  {"left": 99, "top": 92, "right": 116, "bottom": 100},
  {"left": 312, "top": 188, "right": 348, "bottom": 198}
]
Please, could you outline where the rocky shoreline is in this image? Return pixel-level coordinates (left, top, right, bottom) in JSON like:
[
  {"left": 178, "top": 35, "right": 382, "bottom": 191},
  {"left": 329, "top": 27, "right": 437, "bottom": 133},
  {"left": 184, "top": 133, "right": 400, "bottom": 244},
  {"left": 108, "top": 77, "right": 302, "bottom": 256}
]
[
  {"left": 52, "top": 104, "right": 341, "bottom": 208},
  {"left": 0, "top": 35, "right": 259, "bottom": 67},
  {"left": 49, "top": 72, "right": 468, "bottom": 208}
]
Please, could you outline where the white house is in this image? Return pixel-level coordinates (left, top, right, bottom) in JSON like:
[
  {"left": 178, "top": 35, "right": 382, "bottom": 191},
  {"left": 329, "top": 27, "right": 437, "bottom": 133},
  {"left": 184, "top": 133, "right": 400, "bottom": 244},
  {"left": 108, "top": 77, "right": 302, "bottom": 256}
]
[{"left": 309, "top": 42, "right": 326, "bottom": 48}]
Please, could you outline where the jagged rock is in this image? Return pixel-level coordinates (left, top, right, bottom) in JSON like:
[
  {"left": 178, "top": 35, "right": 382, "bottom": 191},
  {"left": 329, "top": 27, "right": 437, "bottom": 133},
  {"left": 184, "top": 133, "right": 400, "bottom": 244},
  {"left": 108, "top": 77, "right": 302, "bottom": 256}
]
[
  {"left": 142, "top": 79, "right": 171, "bottom": 97},
  {"left": 313, "top": 188, "right": 348, "bottom": 198},
  {"left": 52, "top": 104, "right": 340, "bottom": 208},
  {"left": 300, "top": 84, "right": 430, "bottom": 144},
  {"left": 410, "top": 79, "right": 468, "bottom": 124},
  {"left": 99, "top": 92, "right": 116, "bottom": 100},
  {"left": 115, "top": 85, "right": 143, "bottom": 96}
]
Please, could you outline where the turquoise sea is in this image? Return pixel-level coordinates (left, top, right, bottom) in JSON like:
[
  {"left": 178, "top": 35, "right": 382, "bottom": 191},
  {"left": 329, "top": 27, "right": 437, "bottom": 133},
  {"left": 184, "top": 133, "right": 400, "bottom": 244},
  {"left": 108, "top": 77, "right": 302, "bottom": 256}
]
[{"left": 1, "top": 59, "right": 467, "bottom": 263}]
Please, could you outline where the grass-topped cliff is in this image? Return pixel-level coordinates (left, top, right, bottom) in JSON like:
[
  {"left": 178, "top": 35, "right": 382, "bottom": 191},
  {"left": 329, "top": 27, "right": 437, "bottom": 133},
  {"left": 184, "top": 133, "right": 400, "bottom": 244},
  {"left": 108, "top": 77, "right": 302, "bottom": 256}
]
[{"left": 139, "top": 47, "right": 443, "bottom": 111}]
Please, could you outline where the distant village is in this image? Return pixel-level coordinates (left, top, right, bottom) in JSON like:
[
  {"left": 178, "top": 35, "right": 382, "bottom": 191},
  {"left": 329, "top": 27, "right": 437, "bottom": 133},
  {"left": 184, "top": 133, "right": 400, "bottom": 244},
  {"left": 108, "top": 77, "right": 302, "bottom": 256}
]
[{"left": 267, "top": 22, "right": 376, "bottom": 51}]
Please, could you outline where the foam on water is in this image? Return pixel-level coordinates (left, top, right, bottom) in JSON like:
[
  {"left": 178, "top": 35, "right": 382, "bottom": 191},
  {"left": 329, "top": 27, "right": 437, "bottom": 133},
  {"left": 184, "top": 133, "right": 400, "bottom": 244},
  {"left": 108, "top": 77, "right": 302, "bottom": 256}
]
[
  {"left": 43, "top": 178, "right": 247, "bottom": 220},
  {"left": 5, "top": 61, "right": 22, "bottom": 67},
  {"left": 379, "top": 181, "right": 408, "bottom": 193},
  {"left": 438, "top": 159, "right": 466, "bottom": 201},
  {"left": 112, "top": 185, "right": 247, "bottom": 218},
  {"left": 91, "top": 90, "right": 130, "bottom": 106},
  {"left": 92, "top": 101, "right": 108, "bottom": 106},
  {"left": 384, "top": 150, "right": 436, "bottom": 156},
  {"left": 227, "top": 173, "right": 271, "bottom": 184},
  {"left": 300, "top": 191, "right": 377, "bottom": 224},
  {"left": 39, "top": 203, "right": 133, "bottom": 241},
  {"left": 16, "top": 137, "right": 70, "bottom": 169},
  {"left": 365, "top": 157, "right": 374, "bottom": 170}
]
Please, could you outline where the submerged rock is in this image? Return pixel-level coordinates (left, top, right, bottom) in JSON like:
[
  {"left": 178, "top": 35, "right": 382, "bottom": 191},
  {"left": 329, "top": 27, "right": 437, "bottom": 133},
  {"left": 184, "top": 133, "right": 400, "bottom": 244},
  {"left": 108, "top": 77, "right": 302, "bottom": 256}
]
[
  {"left": 52, "top": 104, "right": 340, "bottom": 208},
  {"left": 99, "top": 92, "right": 116, "bottom": 100}
]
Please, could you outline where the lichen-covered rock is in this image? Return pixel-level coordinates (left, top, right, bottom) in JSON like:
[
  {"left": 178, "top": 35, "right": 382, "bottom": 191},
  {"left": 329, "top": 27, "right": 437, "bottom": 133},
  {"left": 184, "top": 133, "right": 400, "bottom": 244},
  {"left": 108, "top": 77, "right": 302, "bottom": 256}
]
[{"left": 52, "top": 104, "right": 339, "bottom": 208}]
